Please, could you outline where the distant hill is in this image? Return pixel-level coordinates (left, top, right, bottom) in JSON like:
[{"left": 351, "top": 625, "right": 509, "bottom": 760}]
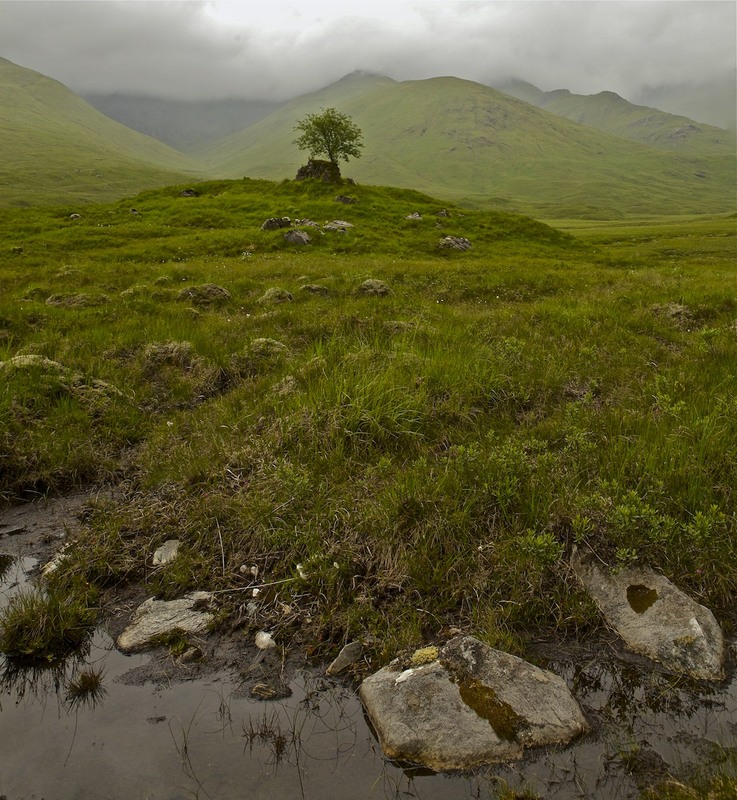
[
  {"left": 83, "top": 93, "right": 284, "bottom": 152},
  {"left": 200, "top": 72, "right": 736, "bottom": 218},
  {"left": 0, "top": 58, "right": 203, "bottom": 206},
  {"left": 495, "top": 79, "right": 736, "bottom": 156}
]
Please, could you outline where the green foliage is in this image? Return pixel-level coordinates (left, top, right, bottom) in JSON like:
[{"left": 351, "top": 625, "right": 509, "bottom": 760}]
[
  {"left": 1, "top": 177, "right": 735, "bottom": 660},
  {"left": 0, "top": 584, "right": 98, "bottom": 661},
  {"left": 293, "top": 107, "right": 363, "bottom": 164}
]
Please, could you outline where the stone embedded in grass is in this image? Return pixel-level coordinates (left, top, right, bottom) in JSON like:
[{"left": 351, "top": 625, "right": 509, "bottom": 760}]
[
  {"left": 152, "top": 539, "right": 180, "bottom": 566},
  {"left": 572, "top": 554, "right": 725, "bottom": 681},
  {"left": 335, "top": 195, "right": 358, "bottom": 204},
  {"left": 176, "top": 283, "right": 231, "bottom": 307},
  {"left": 438, "top": 236, "right": 472, "bottom": 251},
  {"left": 326, "top": 641, "right": 364, "bottom": 675},
  {"left": 299, "top": 284, "right": 330, "bottom": 296},
  {"left": 259, "top": 287, "right": 293, "bottom": 304},
  {"left": 324, "top": 220, "right": 354, "bottom": 232},
  {"left": 405, "top": 212, "right": 423, "bottom": 220},
  {"left": 360, "top": 635, "right": 588, "bottom": 771},
  {"left": 0, "top": 354, "right": 70, "bottom": 374},
  {"left": 284, "top": 229, "right": 310, "bottom": 245},
  {"left": 261, "top": 216, "right": 291, "bottom": 231},
  {"left": 179, "top": 188, "right": 198, "bottom": 197},
  {"left": 143, "top": 340, "right": 194, "bottom": 370},
  {"left": 249, "top": 338, "right": 289, "bottom": 358},
  {"left": 357, "top": 279, "right": 390, "bottom": 296},
  {"left": 116, "top": 592, "right": 215, "bottom": 652},
  {"left": 45, "top": 293, "right": 107, "bottom": 308}
]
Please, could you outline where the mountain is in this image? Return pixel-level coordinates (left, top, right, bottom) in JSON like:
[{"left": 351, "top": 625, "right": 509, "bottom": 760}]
[
  {"left": 0, "top": 58, "right": 203, "bottom": 206},
  {"left": 82, "top": 93, "right": 284, "bottom": 152},
  {"left": 200, "top": 73, "right": 736, "bottom": 218},
  {"left": 496, "top": 79, "right": 735, "bottom": 156}
]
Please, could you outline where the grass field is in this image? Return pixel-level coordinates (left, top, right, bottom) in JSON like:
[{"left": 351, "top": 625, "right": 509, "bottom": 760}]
[{"left": 1, "top": 179, "right": 735, "bottom": 667}]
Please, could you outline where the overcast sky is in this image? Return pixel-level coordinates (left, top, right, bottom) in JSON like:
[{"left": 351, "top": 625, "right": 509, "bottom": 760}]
[{"left": 1, "top": 0, "right": 735, "bottom": 107}]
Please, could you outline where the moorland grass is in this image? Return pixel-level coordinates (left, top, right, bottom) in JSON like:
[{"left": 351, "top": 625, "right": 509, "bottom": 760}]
[{"left": 0, "top": 178, "right": 735, "bottom": 664}]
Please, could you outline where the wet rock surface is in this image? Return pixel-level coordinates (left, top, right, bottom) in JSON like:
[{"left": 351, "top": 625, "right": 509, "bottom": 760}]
[
  {"left": 359, "top": 635, "right": 589, "bottom": 771},
  {"left": 572, "top": 554, "right": 725, "bottom": 681},
  {"left": 116, "top": 592, "right": 216, "bottom": 652}
]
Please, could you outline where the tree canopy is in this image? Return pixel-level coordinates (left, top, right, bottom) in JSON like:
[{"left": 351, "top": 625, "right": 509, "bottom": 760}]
[{"left": 293, "top": 107, "right": 364, "bottom": 165}]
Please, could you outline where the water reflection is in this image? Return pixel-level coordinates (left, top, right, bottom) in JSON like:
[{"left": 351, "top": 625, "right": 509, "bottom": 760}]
[{"left": 0, "top": 547, "right": 735, "bottom": 798}]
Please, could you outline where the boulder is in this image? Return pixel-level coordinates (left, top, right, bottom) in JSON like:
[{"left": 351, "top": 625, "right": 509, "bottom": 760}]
[
  {"left": 117, "top": 592, "right": 214, "bottom": 652},
  {"left": 439, "top": 236, "right": 472, "bottom": 251},
  {"left": 284, "top": 229, "right": 310, "bottom": 245},
  {"left": 261, "top": 217, "right": 292, "bottom": 231},
  {"left": 572, "top": 555, "right": 725, "bottom": 680},
  {"left": 359, "top": 635, "right": 588, "bottom": 771}
]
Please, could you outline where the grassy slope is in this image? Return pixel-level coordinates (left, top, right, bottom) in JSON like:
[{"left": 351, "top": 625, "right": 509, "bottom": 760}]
[
  {"left": 1, "top": 179, "right": 735, "bottom": 667},
  {"left": 497, "top": 79, "right": 736, "bottom": 156},
  {"left": 0, "top": 58, "right": 203, "bottom": 206},
  {"left": 201, "top": 75, "right": 736, "bottom": 218}
]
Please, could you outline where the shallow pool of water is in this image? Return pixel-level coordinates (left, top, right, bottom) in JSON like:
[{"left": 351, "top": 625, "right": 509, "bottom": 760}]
[{"left": 1, "top": 541, "right": 734, "bottom": 799}]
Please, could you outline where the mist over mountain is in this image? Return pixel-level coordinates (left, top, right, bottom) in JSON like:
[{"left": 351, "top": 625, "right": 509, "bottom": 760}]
[{"left": 83, "top": 94, "right": 284, "bottom": 153}]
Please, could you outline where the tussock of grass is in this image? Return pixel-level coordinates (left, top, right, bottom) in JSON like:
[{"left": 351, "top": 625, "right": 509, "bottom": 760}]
[
  {"left": 0, "top": 585, "right": 97, "bottom": 661},
  {"left": 1, "top": 179, "right": 735, "bottom": 661}
]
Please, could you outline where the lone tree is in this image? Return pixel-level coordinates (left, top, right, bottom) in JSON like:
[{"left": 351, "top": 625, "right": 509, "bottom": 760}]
[{"left": 293, "top": 107, "right": 363, "bottom": 166}]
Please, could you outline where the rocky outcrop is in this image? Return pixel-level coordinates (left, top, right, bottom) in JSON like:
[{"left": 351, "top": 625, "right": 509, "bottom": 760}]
[
  {"left": 572, "top": 554, "right": 725, "bottom": 681},
  {"left": 295, "top": 159, "right": 341, "bottom": 183},
  {"left": 359, "top": 635, "right": 588, "bottom": 771}
]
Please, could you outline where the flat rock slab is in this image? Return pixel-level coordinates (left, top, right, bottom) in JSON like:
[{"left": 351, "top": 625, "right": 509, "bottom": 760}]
[
  {"left": 573, "top": 555, "right": 725, "bottom": 681},
  {"left": 117, "top": 592, "right": 215, "bottom": 652},
  {"left": 359, "top": 635, "right": 588, "bottom": 771}
]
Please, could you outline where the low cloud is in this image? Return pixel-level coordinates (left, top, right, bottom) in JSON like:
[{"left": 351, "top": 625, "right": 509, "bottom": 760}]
[{"left": 0, "top": 0, "right": 734, "bottom": 108}]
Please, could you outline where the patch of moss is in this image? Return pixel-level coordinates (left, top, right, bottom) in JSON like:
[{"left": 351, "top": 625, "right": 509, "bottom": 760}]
[{"left": 457, "top": 677, "right": 524, "bottom": 741}]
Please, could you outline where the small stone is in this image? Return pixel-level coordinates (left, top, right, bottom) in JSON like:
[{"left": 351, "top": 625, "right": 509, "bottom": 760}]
[
  {"left": 178, "top": 646, "right": 203, "bottom": 663},
  {"left": 152, "top": 540, "right": 180, "bottom": 566},
  {"left": 326, "top": 641, "right": 364, "bottom": 675},
  {"left": 255, "top": 631, "right": 276, "bottom": 650},
  {"left": 405, "top": 212, "right": 423, "bottom": 220},
  {"left": 335, "top": 195, "right": 358, "bottom": 204}
]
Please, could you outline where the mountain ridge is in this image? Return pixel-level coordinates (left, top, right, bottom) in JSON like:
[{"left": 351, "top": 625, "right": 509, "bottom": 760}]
[{"left": 1, "top": 58, "right": 734, "bottom": 219}]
